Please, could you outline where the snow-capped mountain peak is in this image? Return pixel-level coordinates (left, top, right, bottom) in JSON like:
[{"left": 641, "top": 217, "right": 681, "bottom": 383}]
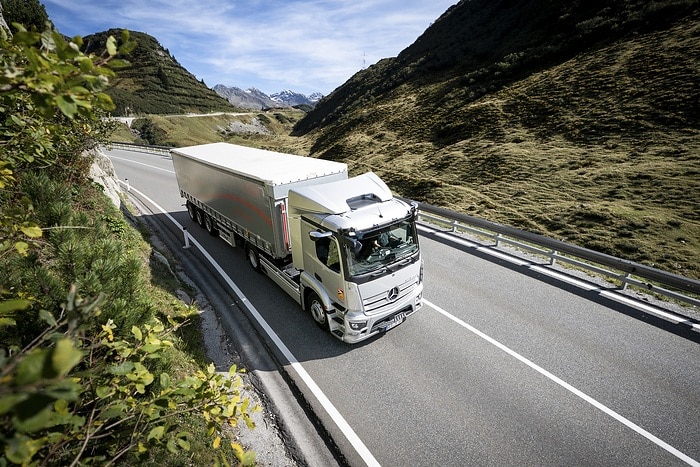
[{"left": 213, "top": 84, "right": 323, "bottom": 110}]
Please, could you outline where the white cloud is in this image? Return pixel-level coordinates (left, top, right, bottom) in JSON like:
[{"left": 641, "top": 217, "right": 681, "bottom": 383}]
[{"left": 42, "top": 0, "right": 456, "bottom": 95}]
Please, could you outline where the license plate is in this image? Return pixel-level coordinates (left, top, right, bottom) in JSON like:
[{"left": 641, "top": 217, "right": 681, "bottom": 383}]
[{"left": 384, "top": 312, "right": 406, "bottom": 331}]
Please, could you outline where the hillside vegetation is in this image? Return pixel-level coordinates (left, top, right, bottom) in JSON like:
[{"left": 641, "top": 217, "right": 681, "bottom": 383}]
[
  {"left": 112, "top": 108, "right": 311, "bottom": 155},
  {"left": 294, "top": 0, "right": 700, "bottom": 280},
  {"left": 0, "top": 23, "right": 257, "bottom": 465},
  {"left": 82, "top": 30, "right": 240, "bottom": 115}
]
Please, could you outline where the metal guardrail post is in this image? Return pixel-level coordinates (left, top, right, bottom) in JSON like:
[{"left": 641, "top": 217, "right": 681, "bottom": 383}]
[{"left": 622, "top": 272, "right": 632, "bottom": 291}]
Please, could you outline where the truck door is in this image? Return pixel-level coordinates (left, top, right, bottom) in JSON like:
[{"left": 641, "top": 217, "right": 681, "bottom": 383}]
[{"left": 313, "top": 236, "right": 346, "bottom": 308}]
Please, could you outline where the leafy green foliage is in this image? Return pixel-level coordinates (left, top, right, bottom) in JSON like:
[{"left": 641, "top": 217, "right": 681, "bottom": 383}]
[
  {"left": 0, "top": 288, "right": 258, "bottom": 465},
  {"left": 0, "top": 22, "right": 258, "bottom": 465},
  {"left": 0, "top": 24, "right": 131, "bottom": 263}
]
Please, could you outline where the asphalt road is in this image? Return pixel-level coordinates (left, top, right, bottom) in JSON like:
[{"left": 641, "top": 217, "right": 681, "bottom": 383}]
[{"left": 105, "top": 147, "right": 700, "bottom": 467}]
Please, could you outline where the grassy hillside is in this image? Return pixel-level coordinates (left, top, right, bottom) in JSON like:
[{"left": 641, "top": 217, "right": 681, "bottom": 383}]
[
  {"left": 293, "top": 0, "right": 700, "bottom": 279},
  {"left": 111, "top": 108, "right": 311, "bottom": 154},
  {"left": 82, "top": 30, "right": 240, "bottom": 116}
]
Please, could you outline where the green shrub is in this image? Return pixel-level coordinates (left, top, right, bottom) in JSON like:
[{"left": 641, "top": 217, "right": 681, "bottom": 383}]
[{"left": 0, "top": 24, "right": 258, "bottom": 465}]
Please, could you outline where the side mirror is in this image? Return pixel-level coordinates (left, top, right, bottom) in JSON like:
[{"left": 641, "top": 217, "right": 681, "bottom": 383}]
[
  {"left": 351, "top": 238, "right": 363, "bottom": 256},
  {"left": 309, "top": 230, "right": 333, "bottom": 241}
]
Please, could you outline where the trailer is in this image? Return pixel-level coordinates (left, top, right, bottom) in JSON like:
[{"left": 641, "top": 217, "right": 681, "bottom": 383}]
[{"left": 171, "top": 142, "right": 423, "bottom": 343}]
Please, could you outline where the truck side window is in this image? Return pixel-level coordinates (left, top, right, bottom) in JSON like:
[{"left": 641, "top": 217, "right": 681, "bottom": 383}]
[
  {"left": 315, "top": 238, "right": 340, "bottom": 273},
  {"left": 327, "top": 240, "right": 340, "bottom": 272},
  {"left": 316, "top": 238, "right": 329, "bottom": 264}
]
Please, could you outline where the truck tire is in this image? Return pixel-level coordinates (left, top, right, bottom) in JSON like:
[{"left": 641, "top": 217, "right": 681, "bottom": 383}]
[
  {"left": 307, "top": 291, "right": 331, "bottom": 332},
  {"left": 195, "top": 208, "right": 206, "bottom": 228},
  {"left": 186, "top": 202, "right": 197, "bottom": 221},
  {"left": 204, "top": 214, "right": 218, "bottom": 236},
  {"left": 246, "top": 244, "right": 261, "bottom": 272}
]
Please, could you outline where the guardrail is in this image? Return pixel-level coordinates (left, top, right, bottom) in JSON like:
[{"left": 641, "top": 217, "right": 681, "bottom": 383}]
[
  {"left": 108, "top": 141, "right": 172, "bottom": 156},
  {"left": 108, "top": 142, "right": 700, "bottom": 310},
  {"left": 416, "top": 202, "right": 700, "bottom": 309}
]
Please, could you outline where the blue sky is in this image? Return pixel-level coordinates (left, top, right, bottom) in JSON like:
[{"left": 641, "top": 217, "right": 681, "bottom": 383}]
[{"left": 42, "top": 0, "right": 456, "bottom": 96}]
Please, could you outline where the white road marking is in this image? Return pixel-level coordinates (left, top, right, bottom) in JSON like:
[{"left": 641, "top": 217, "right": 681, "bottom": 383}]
[
  {"left": 117, "top": 179, "right": 381, "bottom": 467},
  {"left": 424, "top": 298, "right": 699, "bottom": 466}
]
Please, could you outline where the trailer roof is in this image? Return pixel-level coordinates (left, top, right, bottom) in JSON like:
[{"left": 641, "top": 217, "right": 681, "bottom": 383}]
[{"left": 171, "top": 142, "right": 347, "bottom": 185}]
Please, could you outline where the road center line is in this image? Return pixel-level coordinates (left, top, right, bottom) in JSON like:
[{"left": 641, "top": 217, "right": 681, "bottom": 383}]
[
  {"left": 118, "top": 180, "right": 381, "bottom": 467},
  {"left": 424, "top": 298, "right": 699, "bottom": 466}
]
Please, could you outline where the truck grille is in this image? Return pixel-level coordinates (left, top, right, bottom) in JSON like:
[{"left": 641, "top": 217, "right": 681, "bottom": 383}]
[{"left": 362, "top": 281, "right": 417, "bottom": 315}]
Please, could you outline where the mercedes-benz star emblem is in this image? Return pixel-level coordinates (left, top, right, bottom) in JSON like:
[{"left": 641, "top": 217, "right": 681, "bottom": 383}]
[{"left": 387, "top": 286, "right": 400, "bottom": 302}]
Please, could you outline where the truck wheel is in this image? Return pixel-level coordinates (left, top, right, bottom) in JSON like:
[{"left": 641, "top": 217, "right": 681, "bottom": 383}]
[
  {"left": 204, "top": 214, "right": 218, "bottom": 236},
  {"left": 246, "top": 244, "right": 261, "bottom": 272},
  {"left": 186, "top": 202, "right": 197, "bottom": 221},
  {"left": 195, "top": 209, "right": 206, "bottom": 228},
  {"left": 308, "top": 292, "right": 331, "bottom": 332}
]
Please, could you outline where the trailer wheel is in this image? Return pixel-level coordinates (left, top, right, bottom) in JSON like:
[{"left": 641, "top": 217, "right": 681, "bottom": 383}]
[
  {"left": 204, "top": 214, "right": 218, "bottom": 236},
  {"left": 246, "top": 244, "right": 261, "bottom": 272},
  {"left": 195, "top": 208, "right": 206, "bottom": 228},
  {"left": 308, "top": 292, "right": 330, "bottom": 332},
  {"left": 186, "top": 202, "right": 197, "bottom": 221}
]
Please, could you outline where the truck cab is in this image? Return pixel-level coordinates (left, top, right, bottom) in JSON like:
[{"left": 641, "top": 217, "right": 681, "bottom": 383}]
[{"left": 289, "top": 173, "right": 424, "bottom": 343}]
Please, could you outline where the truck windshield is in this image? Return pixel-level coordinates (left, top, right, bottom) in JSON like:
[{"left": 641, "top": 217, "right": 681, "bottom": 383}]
[{"left": 344, "top": 218, "right": 419, "bottom": 278}]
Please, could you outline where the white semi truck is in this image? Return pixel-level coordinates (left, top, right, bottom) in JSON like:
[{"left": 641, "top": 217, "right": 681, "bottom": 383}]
[{"left": 170, "top": 142, "right": 423, "bottom": 343}]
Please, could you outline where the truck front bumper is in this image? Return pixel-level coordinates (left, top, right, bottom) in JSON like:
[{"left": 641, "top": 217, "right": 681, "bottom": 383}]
[{"left": 339, "top": 284, "right": 423, "bottom": 344}]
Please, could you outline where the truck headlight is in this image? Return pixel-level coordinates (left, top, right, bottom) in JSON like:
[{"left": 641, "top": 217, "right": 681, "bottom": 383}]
[{"left": 349, "top": 321, "right": 367, "bottom": 330}]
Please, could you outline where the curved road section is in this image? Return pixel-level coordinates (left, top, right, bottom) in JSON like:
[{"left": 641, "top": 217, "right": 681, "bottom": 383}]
[{"left": 106, "top": 147, "right": 700, "bottom": 467}]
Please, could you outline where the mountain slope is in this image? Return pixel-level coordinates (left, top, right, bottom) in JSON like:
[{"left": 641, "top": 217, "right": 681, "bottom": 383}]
[
  {"left": 82, "top": 30, "right": 239, "bottom": 115},
  {"left": 295, "top": 0, "right": 696, "bottom": 135},
  {"left": 293, "top": 0, "right": 700, "bottom": 278}
]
